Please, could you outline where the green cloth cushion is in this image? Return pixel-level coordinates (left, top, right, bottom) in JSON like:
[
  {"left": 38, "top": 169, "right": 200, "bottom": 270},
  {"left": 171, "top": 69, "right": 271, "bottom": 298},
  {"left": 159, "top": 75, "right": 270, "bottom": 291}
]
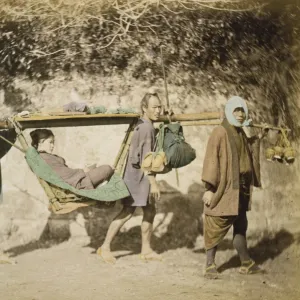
[
  {"left": 25, "top": 147, "right": 129, "bottom": 202},
  {"left": 107, "top": 107, "right": 136, "bottom": 114},
  {"left": 87, "top": 106, "right": 107, "bottom": 114}
]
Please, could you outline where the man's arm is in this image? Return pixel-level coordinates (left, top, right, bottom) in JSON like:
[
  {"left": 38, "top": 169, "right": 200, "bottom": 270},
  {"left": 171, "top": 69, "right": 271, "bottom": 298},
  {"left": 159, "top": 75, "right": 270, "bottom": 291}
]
[
  {"left": 202, "top": 127, "right": 224, "bottom": 207},
  {"left": 148, "top": 174, "right": 160, "bottom": 201},
  {"left": 202, "top": 127, "right": 222, "bottom": 190}
]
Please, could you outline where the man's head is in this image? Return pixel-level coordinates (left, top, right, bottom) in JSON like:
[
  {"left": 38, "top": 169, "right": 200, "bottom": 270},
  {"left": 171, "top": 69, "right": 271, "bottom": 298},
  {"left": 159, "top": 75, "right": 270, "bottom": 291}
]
[
  {"left": 233, "top": 107, "right": 246, "bottom": 124},
  {"left": 225, "top": 96, "right": 249, "bottom": 127},
  {"left": 140, "top": 93, "right": 162, "bottom": 122}
]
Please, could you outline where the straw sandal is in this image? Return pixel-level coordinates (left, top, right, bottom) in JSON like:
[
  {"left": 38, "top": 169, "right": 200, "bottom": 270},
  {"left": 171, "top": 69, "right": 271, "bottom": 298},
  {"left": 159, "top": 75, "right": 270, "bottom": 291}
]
[
  {"left": 204, "top": 263, "right": 219, "bottom": 279},
  {"left": 140, "top": 252, "right": 162, "bottom": 262},
  {"left": 239, "top": 260, "right": 263, "bottom": 274},
  {"left": 97, "top": 247, "right": 117, "bottom": 264}
]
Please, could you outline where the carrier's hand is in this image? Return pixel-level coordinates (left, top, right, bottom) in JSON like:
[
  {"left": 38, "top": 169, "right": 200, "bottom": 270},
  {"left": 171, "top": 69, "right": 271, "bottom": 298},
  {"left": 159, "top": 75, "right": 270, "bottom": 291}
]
[
  {"left": 148, "top": 175, "right": 160, "bottom": 201},
  {"left": 202, "top": 190, "right": 214, "bottom": 207},
  {"left": 242, "top": 118, "right": 257, "bottom": 138},
  {"left": 150, "top": 181, "right": 161, "bottom": 202},
  {"left": 258, "top": 123, "right": 270, "bottom": 140}
]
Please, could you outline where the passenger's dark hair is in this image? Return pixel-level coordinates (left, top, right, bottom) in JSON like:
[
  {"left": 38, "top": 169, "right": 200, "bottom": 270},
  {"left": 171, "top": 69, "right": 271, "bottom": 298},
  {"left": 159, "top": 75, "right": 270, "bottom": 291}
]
[
  {"left": 30, "top": 129, "right": 54, "bottom": 149},
  {"left": 140, "top": 92, "right": 161, "bottom": 114}
]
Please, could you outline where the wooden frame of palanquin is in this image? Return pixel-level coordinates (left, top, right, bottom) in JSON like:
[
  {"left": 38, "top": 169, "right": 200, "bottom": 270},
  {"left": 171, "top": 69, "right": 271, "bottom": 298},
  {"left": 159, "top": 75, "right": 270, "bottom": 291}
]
[
  {"left": 0, "top": 112, "right": 221, "bottom": 214},
  {"left": 0, "top": 112, "right": 290, "bottom": 214}
]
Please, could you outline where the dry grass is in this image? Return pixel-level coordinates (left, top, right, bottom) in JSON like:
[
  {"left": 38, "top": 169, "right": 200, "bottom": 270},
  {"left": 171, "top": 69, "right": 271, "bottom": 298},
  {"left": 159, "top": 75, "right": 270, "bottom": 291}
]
[{"left": 0, "top": 0, "right": 267, "bottom": 29}]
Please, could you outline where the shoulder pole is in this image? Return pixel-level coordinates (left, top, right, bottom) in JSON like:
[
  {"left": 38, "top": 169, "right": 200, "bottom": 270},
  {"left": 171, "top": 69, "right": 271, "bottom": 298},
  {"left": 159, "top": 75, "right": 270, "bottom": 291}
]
[
  {"left": 160, "top": 46, "right": 180, "bottom": 186},
  {"left": 160, "top": 46, "right": 172, "bottom": 123}
]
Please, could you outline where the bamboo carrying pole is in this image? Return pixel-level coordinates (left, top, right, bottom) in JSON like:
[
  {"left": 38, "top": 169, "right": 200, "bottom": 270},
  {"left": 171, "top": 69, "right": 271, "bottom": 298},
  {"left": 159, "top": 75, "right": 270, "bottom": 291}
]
[
  {"left": 0, "top": 112, "right": 291, "bottom": 132},
  {"left": 180, "top": 119, "right": 291, "bottom": 132},
  {"left": 160, "top": 46, "right": 170, "bottom": 111},
  {"left": 179, "top": 120, "right": 220, "bottom": 126},
  {"left": 160, "top": 45, "right": 181, "bottom": 186},
  {"left": 0, "top": 135, "right": 25, "bottom": 153},
  {"left": 0, "top": 112, "right": 221, "bottom": 129},
  {"left": 250, "top": 124, "right": 291, "bottom": 132},
  {"left": 114, "top": 125, "right": 136, "bottom": 177},
  {"left": 113, "top": 120, "right": 137, "bottom": 169},
  {"left": 120, "top": 130, "right": 135, "bottom": 177}
]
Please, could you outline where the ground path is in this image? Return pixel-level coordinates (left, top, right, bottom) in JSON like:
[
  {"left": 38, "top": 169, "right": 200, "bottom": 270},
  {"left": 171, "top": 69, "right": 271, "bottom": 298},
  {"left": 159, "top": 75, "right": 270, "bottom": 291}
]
[{"left": 1, "top": 235, "right": 299, "bottom": 300}]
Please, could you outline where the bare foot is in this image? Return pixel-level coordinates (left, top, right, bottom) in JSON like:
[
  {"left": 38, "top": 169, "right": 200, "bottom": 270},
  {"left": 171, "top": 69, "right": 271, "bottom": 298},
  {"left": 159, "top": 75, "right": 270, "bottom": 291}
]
[
  {"left": 97, "top": 247, "right": 116, "bottom": 264},
  {"left": 140, "top": 251, "right": 162, "bottom": 262}
]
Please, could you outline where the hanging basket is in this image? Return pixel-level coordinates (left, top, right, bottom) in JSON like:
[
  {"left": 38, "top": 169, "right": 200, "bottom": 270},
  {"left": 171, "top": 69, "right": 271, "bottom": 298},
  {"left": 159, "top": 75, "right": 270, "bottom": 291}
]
[
  {"left": 283, "top": 147, "right": 296, "bottom": 163},
  {"left": 265, "top": 147, "right": 275, "bottom": 161},
  {"left": 264, "top": 126, "right": 296, "bottom": 165},
  {"left": 273, "top": 146, "right": 284, "bottom": 159}
]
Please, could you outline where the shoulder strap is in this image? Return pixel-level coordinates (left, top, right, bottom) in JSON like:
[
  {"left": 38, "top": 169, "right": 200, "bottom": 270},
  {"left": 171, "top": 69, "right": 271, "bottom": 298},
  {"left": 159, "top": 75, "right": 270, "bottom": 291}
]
[{"left": 155, "top": 124, "right": 165, "bottom": 153}]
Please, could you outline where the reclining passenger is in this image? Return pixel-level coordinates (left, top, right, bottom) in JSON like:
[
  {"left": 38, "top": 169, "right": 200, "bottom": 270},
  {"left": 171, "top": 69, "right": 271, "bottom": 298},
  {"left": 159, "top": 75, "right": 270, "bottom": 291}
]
[{"left": 30, "top": 129, "right": 114, "bottom": 190}]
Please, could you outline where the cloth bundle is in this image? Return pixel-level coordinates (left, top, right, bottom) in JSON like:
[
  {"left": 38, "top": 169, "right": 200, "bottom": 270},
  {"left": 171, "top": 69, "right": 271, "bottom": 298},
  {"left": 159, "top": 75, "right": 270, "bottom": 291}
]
[
  {"left": 141, "top": 122, "right": 196, "bottom": 174},
  {"left": 63, "top": 101, "right": 136, "bottom": 115}
]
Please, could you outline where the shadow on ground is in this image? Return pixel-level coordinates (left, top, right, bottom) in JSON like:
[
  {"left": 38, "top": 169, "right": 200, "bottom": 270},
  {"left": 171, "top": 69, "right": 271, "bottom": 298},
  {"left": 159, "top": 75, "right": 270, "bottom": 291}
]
[
  {"left": 217, "top": 229, "right": 295, "bottom": 272},
  {"left": 6, "top": 180, "right": 205, "bottom": 257},
  {"left": 88, "top": 181, "right": 205, "bottom": 256},
  {"left": 5, "top": 181, "right": 296, "bottom": 268}
]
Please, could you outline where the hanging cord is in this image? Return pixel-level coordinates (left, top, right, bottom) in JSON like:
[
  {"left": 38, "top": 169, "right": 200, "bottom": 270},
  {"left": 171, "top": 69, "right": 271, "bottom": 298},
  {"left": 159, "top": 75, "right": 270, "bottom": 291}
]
[
  {"left": 160, "top": 45, "right": 179, "bottom": 186},
  {"left": 113, "top": 119, "right": 138, "bottom": 177},
  {"left": 280, "top": 128, "right": 291, "bottom": 148},
  {"left": 274, "top": 127, "right": 290, "bottom": 148},
  {"left": 9, "top": 117, "right": 30, "bottom": 151},
  {"left": 160, "top": 45, "right": 172, "bottom": 123}
]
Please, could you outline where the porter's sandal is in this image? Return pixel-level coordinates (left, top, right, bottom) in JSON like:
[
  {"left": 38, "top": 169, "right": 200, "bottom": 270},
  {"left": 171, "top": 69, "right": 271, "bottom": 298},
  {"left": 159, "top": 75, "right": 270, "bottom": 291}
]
[
  {"left": 0, "top": 253, "right": 16, "bottom": 265},
  {"left": 239, "top": 260, "right": 264, "bottom": 274},
  {"left": 204, "top": 263, "right": 219, "bottom": 279},
  {"left": 97, "top": 247, "right": 117, "bottom": 264},
  {"left": 140, "top": 252, "right": 162, "bottom": 262}
]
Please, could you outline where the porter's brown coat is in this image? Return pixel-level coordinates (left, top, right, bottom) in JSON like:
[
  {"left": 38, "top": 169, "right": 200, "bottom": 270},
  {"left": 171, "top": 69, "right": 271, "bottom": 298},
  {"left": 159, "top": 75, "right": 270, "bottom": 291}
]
[{"left": 202, "top": 120, "right": 261, "bottom": 216}]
